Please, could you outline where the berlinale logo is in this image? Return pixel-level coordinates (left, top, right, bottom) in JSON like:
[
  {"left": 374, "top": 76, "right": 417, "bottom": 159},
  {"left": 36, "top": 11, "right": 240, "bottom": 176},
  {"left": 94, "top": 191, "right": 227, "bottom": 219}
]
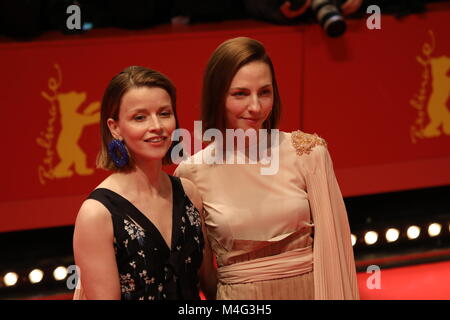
[
  {"left": 36, "top": 64, "right": 100, "bottom": 184},
  {"left": 410, "top": 30, "right": 450, "bottom": 143}
]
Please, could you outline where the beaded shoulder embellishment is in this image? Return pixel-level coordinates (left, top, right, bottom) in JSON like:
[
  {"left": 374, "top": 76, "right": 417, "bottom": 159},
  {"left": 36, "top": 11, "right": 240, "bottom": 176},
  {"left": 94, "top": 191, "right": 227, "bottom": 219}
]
[{"left": 291, "top": 130, "right": 327, "bottom": 156}]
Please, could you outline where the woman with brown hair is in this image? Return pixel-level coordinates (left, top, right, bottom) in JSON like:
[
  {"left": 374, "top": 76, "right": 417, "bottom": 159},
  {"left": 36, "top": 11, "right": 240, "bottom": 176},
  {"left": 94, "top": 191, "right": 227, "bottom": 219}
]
[
  {"left": 175, "top": 37, "right": 359, "bottom": 299},
  {"left": 73, "top": 66, "right": 215, "bottom": 300}
]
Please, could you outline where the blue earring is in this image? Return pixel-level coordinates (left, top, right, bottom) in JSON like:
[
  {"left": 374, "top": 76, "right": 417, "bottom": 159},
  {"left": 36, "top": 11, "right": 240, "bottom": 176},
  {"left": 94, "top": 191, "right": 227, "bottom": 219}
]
[{"left": 108, "top": 139, "right": 129, "bottom": 168}]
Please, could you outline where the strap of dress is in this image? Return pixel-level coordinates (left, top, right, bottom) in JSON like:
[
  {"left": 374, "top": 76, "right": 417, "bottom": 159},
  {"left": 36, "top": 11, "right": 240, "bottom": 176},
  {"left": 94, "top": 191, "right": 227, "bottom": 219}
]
[
  {"left": 87, "top": 188, "right": 127, "bottom": 219},
  {"left": 87, "top": 188, "right": 150, "bottom": 230}
]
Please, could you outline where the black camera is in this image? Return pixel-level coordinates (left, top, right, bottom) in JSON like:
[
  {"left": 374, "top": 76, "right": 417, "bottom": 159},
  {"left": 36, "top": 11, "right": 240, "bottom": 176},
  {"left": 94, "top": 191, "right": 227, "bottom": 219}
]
[{"left": 311, "top": 0, "right": 346, "bottom": 37}]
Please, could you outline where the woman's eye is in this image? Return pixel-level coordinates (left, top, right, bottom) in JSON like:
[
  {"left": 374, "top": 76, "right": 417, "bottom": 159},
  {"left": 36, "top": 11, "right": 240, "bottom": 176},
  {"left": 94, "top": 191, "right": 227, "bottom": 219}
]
[
  {"left": 160, "top": 111, "right": 172, "bottom": 117},
  {"left": 232, "top": 91, "right": 246, "bottom": 97},
  {"left": 134, "top": 115, "right": 145, "bottom": 121},
  {"left": 260, "top": 89, "right": 272, "bottom": 96}
]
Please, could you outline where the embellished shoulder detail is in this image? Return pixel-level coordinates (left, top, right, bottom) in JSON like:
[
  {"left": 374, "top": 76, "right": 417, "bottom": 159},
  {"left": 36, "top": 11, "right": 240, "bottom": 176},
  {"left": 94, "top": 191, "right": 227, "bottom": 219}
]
[{"left": 291, "top": 130, "right": 327, "bottom": 156}]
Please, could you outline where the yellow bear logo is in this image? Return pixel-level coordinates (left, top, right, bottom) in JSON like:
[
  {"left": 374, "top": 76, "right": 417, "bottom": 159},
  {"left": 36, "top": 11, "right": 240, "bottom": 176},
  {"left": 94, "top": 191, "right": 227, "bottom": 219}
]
[
  {"left": 410, "top": 30, "right": 450, "bottom": 142},
  {"left": 422, "top": 56, "right": 450, "bottom": 137},
  {"left": 52, "top": 91, "right": 100, "bottom": 178},
  {"left": 37, "top": 64, "right": 100, "bottom": 184}
]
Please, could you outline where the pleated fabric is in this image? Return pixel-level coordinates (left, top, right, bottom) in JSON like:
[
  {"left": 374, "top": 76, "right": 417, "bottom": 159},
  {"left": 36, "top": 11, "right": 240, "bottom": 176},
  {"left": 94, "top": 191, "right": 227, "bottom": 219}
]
[{"left": 297, "top": 139, "right": 359, "bottom": 299}]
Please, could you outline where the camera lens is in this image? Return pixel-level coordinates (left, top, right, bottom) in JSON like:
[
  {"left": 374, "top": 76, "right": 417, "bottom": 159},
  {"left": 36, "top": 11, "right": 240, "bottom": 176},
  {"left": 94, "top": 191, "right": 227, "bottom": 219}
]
[{"left": 311, "top": 0, "right": 346, "bottom": 37}]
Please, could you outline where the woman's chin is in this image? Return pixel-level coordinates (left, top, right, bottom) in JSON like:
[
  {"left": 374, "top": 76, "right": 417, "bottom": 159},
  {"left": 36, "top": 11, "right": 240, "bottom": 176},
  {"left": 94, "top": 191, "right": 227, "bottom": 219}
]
[
  {"left": 241, "top": 125, "right": 262, "bottom": 132},
  {"left": 135, "top": 151, "right": 169, "bottom": 164},
  {"left": 233, "top": 122, "right": 261, "bottom": 132}
]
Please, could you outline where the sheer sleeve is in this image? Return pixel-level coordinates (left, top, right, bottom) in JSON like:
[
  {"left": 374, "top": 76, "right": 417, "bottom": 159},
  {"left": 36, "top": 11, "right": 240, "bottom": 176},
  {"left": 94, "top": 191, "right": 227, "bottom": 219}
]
[{"left": 292, "top": 132, "right": 359, "bottom": 299}]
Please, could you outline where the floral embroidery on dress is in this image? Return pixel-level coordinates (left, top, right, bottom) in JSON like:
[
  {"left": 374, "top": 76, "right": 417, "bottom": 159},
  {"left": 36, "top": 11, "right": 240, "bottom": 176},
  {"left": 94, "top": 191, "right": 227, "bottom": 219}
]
[
  {"left": 95, "top": 177, "right": 203, "bottom": 300},
  {"left": 139, "top": 269, "right": 148, "bottom": 278},
  {"left": 139, "top": 270, "right": 155, "bottom": 285},
  {"left": 185, "top": 203, "right": 201, "bottom": 228},
  {"left": 291, "top": 130, "right": 327, "bottom": 156},
  {"left": 124, "top": 219, "right": 145, "bottom": 245},
  {"left": 113, "top": 237, "right": 118, "bottom": 255},
  {"left": 120, "top": 273, "right": 136, "bottom": 294}
]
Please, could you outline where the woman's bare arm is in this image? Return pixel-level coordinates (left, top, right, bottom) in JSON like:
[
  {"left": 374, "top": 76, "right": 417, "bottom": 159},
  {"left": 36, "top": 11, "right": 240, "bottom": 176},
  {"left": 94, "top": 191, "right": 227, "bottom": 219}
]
[{"left": 73, "top": 199, "right": 121, "bottom": 299}]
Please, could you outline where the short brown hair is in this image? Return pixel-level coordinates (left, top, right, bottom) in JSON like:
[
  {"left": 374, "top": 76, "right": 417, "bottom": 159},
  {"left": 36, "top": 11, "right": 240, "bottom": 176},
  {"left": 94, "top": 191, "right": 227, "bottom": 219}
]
[
  {"left": 201, "top": 37, "right": 281, "bottom": 135},
  {"left": 97, "top": 66, "right": 179, "bottom": 171}
]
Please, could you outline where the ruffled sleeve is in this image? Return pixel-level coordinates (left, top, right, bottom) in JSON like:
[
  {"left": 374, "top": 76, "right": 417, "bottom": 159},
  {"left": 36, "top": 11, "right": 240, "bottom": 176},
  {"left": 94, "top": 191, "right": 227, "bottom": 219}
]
[{"left": 291, "top": 130, "right": 359, "bottom": 300}]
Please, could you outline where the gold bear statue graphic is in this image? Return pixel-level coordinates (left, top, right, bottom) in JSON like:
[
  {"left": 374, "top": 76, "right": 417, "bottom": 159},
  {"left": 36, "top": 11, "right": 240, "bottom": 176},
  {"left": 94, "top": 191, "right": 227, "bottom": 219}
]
[
  {"left": 422, "top": 55, "right": 450, "bottom": 138},
  {"left": 52, "top": 91, "right": 100, "bottom": 178}
]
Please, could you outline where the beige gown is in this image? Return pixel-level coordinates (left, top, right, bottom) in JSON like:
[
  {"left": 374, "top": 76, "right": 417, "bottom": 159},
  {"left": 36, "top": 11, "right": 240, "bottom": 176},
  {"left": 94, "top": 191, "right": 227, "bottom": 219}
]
[{"left": 174, "top": 131, "right": 359, "bottom": 300}]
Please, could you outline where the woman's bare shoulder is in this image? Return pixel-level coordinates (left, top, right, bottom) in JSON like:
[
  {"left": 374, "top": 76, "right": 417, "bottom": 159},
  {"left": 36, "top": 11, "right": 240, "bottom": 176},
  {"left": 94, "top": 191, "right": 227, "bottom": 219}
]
[{"left": 76, "top": 197, "right": 111, "bottom": 226}]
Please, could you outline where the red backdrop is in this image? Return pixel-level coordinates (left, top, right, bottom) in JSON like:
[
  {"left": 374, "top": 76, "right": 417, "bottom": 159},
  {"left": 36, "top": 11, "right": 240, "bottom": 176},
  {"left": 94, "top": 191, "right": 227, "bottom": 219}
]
[{"left": 0, "top": 3, "right": 449, "bottom": 232}]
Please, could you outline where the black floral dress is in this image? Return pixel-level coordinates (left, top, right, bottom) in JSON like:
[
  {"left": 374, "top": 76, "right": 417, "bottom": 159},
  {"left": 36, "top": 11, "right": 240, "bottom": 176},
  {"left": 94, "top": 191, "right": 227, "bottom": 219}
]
[{"left": 87, "top": 175, "right": 204, "bottom": 300}]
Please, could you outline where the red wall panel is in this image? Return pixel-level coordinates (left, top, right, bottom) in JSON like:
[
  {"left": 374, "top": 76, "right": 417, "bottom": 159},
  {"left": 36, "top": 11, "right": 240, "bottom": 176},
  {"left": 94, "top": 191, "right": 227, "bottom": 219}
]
[
  {"left": 0, "top": 21, "right": 303, "bottom": 232},
  {"left": 303, "top": 7, "right": 450, "bottom": 196}
]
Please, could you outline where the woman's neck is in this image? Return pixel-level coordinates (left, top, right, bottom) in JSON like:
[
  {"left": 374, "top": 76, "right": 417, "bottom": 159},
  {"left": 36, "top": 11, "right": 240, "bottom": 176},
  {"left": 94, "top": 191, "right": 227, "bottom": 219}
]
[
  {"left": 113, "top": 159, "right": 167, "bottom": 197},
  {"left": 223, "top": 129, "right": 272, "bottom": 159}
]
